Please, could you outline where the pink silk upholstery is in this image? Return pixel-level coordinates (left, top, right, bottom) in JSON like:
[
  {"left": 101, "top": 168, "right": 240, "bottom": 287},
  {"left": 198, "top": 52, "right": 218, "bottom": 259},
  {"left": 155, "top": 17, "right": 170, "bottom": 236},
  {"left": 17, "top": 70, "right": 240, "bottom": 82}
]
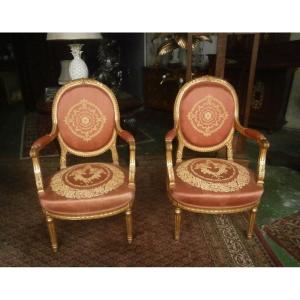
[
  {"left": 56, "top": 85, "right": 115, "bottom": 152},
  {"left": 40, "top": 163, "right": 134, "bottom": 215},
  {"left": 31, "top": 132, "right": 57, "bottom": 153},
  {"left": 170, "top": 158, "right": 263, "bottom": 209},
  {"left": 179, "top": 82, "right": 235, "bottom": 147},
  {"left": 244, "top": 128, "right": 266, "bottom": 141},
  {"left": 118, "top": 130, "right": 134, "bottom": 142},
  {"left": 165, "top": 128, "right": 177, "bottom": 142}
]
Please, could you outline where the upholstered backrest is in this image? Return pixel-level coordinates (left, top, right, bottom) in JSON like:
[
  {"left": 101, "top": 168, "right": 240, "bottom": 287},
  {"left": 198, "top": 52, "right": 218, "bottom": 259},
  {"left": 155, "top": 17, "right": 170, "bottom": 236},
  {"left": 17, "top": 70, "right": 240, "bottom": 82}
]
[
  {"left": 176, "top": 77, "right": 237, "bottom": 149},
  {"left": 53, "top": 81, "right": 117, "bottom": 153}
]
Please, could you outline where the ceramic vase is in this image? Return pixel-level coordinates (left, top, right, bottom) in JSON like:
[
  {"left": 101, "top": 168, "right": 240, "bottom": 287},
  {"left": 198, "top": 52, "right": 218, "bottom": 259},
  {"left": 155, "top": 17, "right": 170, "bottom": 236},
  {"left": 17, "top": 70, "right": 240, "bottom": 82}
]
[{"left": 69, "top": 44, "right": 88, "bottom": 80}]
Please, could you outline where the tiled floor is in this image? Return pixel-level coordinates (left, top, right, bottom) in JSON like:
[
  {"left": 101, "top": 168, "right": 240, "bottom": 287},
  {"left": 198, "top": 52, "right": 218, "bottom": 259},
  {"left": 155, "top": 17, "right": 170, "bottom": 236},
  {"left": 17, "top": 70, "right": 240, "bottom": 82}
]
[{"left": 0, "top": 102, "right": 299, "bottom": 266}]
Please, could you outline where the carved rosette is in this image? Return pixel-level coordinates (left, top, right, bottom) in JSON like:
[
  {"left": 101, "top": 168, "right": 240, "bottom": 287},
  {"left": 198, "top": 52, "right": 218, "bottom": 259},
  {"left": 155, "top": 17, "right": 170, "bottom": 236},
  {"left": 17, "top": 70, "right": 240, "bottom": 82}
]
[
  {"left": 187, "top": 95, "right": 229, "bottom": 136},
  {"left": 50, "top": 163, "right": 124, "bottom": 199},
  {"left": 64, "top": 99, "right": 106, "bottom": 141},
  {"left": 176, "top": 159, "right": 250, "bottom": 192}
]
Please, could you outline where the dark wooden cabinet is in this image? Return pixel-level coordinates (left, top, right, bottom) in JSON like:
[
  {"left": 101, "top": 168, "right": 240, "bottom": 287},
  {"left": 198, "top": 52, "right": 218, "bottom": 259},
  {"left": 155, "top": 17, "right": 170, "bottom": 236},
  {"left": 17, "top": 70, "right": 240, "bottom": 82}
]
[
  {"left": 144, "top": 66, "right": 207, "bottom": 111},
  {"left": 224, "top": 34, "right": 297, "bottom": 131},
  {"left": 248, "top": 69, "right": 294, "bottom": 131},
  {"left": 144, "top": 67, "right": 186, "bottom": 111}
]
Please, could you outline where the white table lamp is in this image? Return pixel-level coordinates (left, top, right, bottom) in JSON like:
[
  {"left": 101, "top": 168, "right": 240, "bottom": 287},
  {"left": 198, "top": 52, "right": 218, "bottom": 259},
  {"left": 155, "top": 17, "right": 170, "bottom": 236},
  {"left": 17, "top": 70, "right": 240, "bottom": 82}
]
[{"left": 47, "top": 33, "right": 102, "bottom": 83}]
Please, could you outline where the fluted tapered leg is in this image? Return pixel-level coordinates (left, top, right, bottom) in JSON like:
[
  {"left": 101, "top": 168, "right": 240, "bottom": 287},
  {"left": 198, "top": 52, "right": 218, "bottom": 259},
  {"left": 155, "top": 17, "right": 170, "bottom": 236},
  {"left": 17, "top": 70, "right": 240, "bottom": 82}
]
[
  {"left": 175, "top": 207, "right": 181, "bottom": 241},
  {"left": 247, "top": 207, "right": 257, "bottom": 239},
  {"left": 125, "top": 209, "right": 133, "bottom": 244},
  {"left": 46, "top": 215, "right": 58, "bottom": 252}
]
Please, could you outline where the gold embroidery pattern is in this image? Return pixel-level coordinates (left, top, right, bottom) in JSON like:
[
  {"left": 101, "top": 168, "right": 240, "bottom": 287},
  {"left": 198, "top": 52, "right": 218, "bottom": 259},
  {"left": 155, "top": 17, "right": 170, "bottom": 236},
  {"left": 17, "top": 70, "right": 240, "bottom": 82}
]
[
  {"left": 176, "top": 159, "right": 250, "bottom": 192},
  {"left": 187, "top": 95, "right": 229, "bottom": 136},
  {"left": 64, "top": 99, "right": 106, "bottom": 141},
  {"left": 50, "top": 163, "right": 124, "bottom": 199}
]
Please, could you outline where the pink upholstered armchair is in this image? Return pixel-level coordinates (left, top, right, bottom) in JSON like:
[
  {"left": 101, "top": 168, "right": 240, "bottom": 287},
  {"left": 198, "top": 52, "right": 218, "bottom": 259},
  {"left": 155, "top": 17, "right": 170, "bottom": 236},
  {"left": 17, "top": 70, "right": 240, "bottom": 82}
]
[
  {"left": 165, "top": 76, "right": 269, "bottom": 240},
  {"left": 30, "top": 79, "right": 135, "bottom": 252}
]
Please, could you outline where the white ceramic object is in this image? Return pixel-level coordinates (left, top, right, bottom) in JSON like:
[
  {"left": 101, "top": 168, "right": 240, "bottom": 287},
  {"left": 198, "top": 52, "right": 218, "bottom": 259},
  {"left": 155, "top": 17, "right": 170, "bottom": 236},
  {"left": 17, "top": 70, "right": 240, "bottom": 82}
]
[
  {"left": 58, "top": 60, "right": 71, "bottom": 85},
  {"left": 69, "top": 44, "right": 88, "bottom": 80}
]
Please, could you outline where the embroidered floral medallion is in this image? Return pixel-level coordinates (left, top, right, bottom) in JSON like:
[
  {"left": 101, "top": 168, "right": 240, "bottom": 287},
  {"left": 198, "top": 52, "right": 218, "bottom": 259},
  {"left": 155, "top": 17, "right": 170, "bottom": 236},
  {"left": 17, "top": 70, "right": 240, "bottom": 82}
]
[
  {"left": 187, "top": 95, "right": 229, "bottom": 136},
  {"left": 64, "top": 99, "right": 106, "bottom": 141},
  {"left": 50, "top": 163, "right": 124, "bottom": 199},
  {"left": 176, "top": 159, "right": 250, "bottom": 192}
]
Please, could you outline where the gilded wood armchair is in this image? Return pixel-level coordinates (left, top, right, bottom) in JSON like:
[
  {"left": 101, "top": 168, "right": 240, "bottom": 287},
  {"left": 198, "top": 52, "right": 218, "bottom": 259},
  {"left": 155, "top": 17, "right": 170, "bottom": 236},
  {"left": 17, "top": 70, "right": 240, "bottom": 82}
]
[
  {"left": 30, "top": 79, "right": 135, "bottom": 252},
  {"left": 165, "top": 76, "right": 269, "bottom": 240}
]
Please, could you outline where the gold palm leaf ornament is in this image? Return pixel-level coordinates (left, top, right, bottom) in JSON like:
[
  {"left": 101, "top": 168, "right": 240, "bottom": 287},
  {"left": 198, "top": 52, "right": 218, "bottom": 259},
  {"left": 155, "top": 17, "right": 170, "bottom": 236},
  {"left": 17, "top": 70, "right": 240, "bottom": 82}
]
[
  {"left": 157, "top": 40, "right": 179, "bottom": 55},
  {"left": 154, "top": 33, "right": 212, "bottom": 56}
]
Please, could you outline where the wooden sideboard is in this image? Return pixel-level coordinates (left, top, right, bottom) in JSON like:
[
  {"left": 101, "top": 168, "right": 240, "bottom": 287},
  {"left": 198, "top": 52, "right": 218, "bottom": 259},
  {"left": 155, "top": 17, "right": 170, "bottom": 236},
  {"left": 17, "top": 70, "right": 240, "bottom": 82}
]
[
  {"left": 144, "top": 67, "right": 185, "bottom": 111},
  {"left": 144, "top": 66, "right": 208, "bottom": 111}
]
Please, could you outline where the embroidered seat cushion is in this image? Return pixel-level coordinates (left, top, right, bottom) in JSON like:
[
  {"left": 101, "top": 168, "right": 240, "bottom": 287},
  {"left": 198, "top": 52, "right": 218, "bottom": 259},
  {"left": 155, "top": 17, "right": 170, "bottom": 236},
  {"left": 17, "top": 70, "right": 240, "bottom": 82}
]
[
  {"left": 170, "top": 158, "right": 263, "bottom": 209},
  {"left": 40, "top": 163, "right": 134, "bottom": 215}
]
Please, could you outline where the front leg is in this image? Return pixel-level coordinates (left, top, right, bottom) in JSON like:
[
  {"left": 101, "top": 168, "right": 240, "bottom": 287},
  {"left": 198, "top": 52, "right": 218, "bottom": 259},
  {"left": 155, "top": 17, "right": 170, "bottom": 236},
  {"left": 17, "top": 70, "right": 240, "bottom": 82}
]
[
  {"left": 247, "top": 206, "right": 258, "bottom": 239},
  {"left": 46, "top": 215, "right": 58, "bottom": 252},
  {"left": 125, "top": 208, "right": 133, "bottom": 244},
  {"left": 175, "top": 207, "right": 181, "bottom": 241}
]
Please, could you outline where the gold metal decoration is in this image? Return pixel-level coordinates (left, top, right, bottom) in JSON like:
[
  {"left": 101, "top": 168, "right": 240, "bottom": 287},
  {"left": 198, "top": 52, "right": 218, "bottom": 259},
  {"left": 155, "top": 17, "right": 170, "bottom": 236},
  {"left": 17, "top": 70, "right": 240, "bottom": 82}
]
[
  {"left": 154, "top": 33, "right": 212, "bottom": 56},
  {"left": 30, "top": 79, "right": 136, "bottom": 252},
  {"left": 165, "top": 75, "right": 269, "bottom": 240}
]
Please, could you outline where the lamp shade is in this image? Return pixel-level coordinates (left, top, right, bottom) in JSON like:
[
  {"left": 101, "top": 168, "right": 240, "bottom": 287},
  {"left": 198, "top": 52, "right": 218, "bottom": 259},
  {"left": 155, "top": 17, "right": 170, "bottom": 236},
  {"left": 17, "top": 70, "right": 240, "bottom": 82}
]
[{"left": 46, "top": 32, "right": 102, "bottom": 41}]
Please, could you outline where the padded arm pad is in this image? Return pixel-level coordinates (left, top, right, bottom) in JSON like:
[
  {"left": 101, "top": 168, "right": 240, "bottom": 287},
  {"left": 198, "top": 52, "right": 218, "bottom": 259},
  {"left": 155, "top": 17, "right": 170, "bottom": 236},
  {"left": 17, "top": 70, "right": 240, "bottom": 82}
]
[
  {"left": 118, "top": 130, "right": 135, "bottom": 143},
  {"left": 165, "top": 128, "right": 177, "bottom": 142},
  {"left": 236, "top": 124, "right": 269, "bottom": 145},
  {"left": 244, "top": 128, "right": 266, "bottom": 141},
  {"left": 30, "top": 133, "right": 57, "bottom": 157}
]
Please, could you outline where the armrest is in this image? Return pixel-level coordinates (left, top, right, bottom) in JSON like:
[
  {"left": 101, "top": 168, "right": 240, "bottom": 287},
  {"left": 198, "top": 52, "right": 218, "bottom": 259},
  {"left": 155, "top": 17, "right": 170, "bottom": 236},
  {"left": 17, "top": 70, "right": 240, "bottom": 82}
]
[
  {"left": 118, "top": 129, "right": 135, "bottom": 143},
  {"left": 165, "top": 128, "right": 177, "bottom": 142},
  {"left": 236, "top": 124, "right": 266, "bottom": 142},
  {"left": 165, "top": 128, "right": 177, "bottom": 189},
  {"left": 117, "top": 130, "right": 136, "bottom": 188},
  {"left": 30, "top": 132, "right": 57, "bottom": 193},
  {"left": 30, "top": 133, "right": 57, "bottom": 157},
  {"left": 235, "top": 123, "right": 270, "bottom": 185}
]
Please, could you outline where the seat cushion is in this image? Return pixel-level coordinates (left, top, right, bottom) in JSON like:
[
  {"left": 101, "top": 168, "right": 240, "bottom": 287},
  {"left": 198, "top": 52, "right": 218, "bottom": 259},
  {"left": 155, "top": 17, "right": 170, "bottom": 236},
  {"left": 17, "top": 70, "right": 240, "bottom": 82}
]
[
  {"left": 40, "top": 162, "right": 134, "bottom": 215},
  {"left": 170, "top": 158, "right": 263, "bottom": 209}
]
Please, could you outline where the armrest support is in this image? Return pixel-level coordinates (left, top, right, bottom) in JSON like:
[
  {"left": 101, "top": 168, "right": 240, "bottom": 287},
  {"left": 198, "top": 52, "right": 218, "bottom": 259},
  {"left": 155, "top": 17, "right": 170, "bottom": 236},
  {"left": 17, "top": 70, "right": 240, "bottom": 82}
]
[
  {"left": 235, "top": 123, "right": 270, "bottom": 185},
  {"left": 30, "top": 132, "right": 57, "bottom": 193},
  {"left": 118, "top": 130, "right": 136, "bottom": 188},
  {"left": 165, "top": 128, "right": 177, "bottom": 189}
]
